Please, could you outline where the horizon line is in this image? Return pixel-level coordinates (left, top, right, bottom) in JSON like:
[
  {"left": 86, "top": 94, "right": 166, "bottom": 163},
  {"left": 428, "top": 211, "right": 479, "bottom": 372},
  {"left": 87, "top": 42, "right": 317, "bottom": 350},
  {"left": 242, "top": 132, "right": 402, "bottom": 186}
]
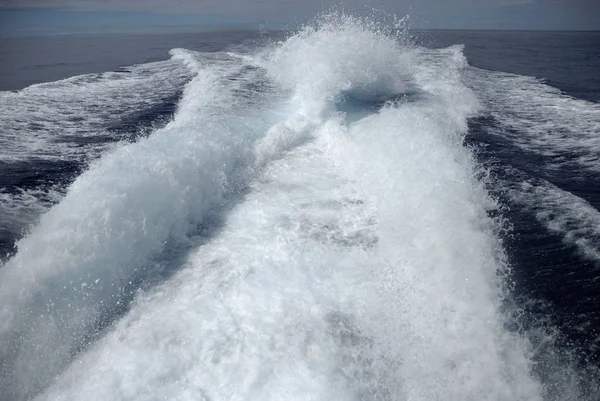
[{"left": 2, "top": 25, "right": 599, "bottom": 39}]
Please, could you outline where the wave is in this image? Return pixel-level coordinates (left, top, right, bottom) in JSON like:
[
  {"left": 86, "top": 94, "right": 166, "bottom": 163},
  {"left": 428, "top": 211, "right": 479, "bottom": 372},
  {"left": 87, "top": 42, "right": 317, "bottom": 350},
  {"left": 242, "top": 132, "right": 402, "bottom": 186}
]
[
  {"left": 464, "top": 64, "right": 600, "bottom": 400},
  {"left": 466, "top": 68, "right": 600, "bottom": 173},
  {"left": 0, "top": 50, "right": 278, "bottom": 399},
  {"left": 509, "top": 178, "right": 600, "bottom": 262},
  {"left": 0, "top": 57, "right": 193, "bottom": 260},
  {"left": 0, "top": 58, "right": 190, "bottom": 164},
  {"left": 0, "top": 13, "right": 586, "bottom": 401}
]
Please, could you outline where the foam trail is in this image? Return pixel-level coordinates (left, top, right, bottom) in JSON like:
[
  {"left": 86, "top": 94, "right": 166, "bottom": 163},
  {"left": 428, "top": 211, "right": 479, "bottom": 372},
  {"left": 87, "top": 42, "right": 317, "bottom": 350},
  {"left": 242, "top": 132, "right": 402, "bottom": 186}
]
[
  {"left": 0, "top": 51, "right": 277, "bottom": 400},
  {"left": 466, "top": 67, "right": 600, "bottom": 173},
  {"left": 26, "top": 15, "right": 546, "bottom": 401},
  {"left": 509, "top": 178, "right": 600, "bottom": 263},
  {"left": 0, "top": 55, "right": 192, "bottom": 262},
  {"left": 343, "top": 104, "right": 539, "bottom": 400},
  {"left": 0, "top": 57, "right": 190, "bottom": 164}
]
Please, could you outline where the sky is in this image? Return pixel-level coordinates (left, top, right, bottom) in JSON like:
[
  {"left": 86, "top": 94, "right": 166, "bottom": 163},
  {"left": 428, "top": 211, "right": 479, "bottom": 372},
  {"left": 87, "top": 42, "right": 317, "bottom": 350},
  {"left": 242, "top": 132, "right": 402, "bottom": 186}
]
[{"left": 0, "top": 0, "right": 598, "bottom": 37}]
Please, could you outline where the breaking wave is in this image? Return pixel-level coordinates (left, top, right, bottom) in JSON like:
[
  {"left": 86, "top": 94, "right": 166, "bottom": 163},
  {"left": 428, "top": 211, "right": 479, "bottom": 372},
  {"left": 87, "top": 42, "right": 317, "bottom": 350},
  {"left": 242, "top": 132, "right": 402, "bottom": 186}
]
[{"left": 0, "top": 13, "right": 596, "bottom": 401}]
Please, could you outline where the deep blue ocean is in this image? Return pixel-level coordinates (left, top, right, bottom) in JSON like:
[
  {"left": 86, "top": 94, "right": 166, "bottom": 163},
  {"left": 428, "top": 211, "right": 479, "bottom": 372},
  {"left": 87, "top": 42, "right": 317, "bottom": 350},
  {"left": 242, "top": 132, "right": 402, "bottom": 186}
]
[{"left": 1, "top": 17, "right": 599, "bottom": 401}]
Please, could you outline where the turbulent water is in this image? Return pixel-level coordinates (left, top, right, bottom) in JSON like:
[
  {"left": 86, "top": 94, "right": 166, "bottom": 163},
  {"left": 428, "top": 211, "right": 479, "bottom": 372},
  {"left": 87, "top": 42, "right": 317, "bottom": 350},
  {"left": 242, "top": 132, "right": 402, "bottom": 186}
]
[{"left": 0, "top": 15, "right": 599, "bottom": 401}]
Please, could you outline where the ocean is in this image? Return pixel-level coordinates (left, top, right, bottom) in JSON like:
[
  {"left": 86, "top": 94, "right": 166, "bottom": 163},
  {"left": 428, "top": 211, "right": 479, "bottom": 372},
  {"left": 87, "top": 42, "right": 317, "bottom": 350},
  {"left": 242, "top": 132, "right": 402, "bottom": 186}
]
[{"left": 1, "top": 15, "right": 599, "bottom": 400}]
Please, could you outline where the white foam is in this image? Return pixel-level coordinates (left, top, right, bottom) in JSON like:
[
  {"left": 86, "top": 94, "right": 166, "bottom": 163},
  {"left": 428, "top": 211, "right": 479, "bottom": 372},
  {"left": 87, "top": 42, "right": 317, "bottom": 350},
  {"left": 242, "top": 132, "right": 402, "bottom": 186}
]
[
  {"left": 0, "top": 58, "right": 190, "bottom": 164},
  {"left": 3, "top": 14, "right": 545, "bottom": 401},
  {"left": 466, "top": 68, "right": 600, "bottom": 172},
  {"left": 261, "top": 14, "right": 416, "bottom": 119},
  {"left": 39, "top": 107, "right": 541, "bottom": 400},
  {"left": 0, "top": 51, "right": 280, "bottom": 399},
  {"left": 0, "top": 55, "right": 193, "bottom": 257},
  {"left": 339, "top": 105, "right": 540, "bottom": 400},
  {"left": 509, "top": 178, "right": 600, "bottom": 262},
  {"left": 38, "top": 131, "right": 375, "bottom": 401}
]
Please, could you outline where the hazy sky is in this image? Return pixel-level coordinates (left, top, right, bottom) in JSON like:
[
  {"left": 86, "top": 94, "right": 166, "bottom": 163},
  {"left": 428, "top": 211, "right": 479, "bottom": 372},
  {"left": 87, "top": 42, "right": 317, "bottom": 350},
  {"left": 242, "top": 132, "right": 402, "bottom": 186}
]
[{"left": 0, "top": 0, "right": 598, "bottom": 36}]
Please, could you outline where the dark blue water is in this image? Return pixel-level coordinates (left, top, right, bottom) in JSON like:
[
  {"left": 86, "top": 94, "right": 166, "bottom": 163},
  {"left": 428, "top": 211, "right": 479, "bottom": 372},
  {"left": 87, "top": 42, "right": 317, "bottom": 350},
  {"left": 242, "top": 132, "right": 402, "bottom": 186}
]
[{"left": 1, "top": 27, "right": 599, "bottom": 399}]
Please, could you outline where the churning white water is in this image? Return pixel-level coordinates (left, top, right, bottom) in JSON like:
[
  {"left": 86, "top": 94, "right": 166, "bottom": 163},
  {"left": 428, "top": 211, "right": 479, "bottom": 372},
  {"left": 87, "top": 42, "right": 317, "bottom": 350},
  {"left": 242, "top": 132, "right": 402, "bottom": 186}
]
[{"left": 1, "top": 15, "right": 546, "bottom": 401}]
